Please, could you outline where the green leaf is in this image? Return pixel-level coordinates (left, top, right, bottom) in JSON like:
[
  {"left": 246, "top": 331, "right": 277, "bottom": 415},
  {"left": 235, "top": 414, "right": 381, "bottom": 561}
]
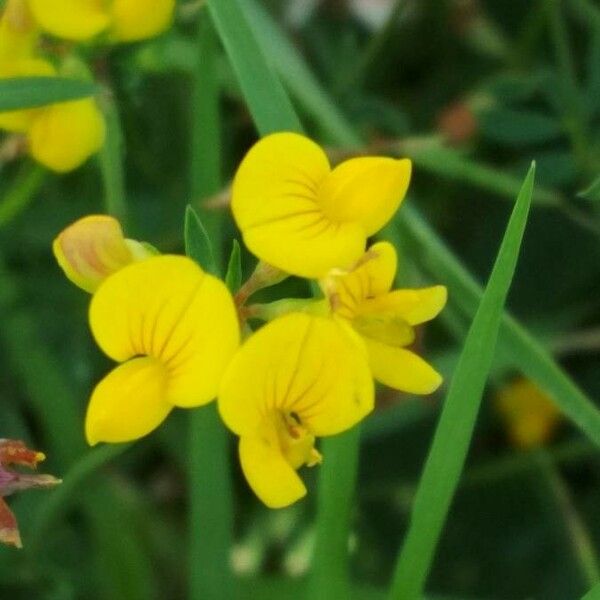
[
  {"left": 578, "top": 174, "right": 600, "bottom": 202},
  {"left": 478, "top": 107, "right": 563, "bottom": 146},
  {"left": 389, "top": 164, "right": 535, "bottom": 600},
  {"left": 184, "top": 205, "right": 218, "bottom": 276},
  {"left": 225, "top": 239, "right": 242, "bottom": 293},
  {"left": 582, "top": 582, "right": 600, "bottom": 600},
  {"left": 0, "top": 77, "right": 97, "bottom": 112},
  {"left": 205, "top": 0, "right": 302, "bottom": 136}
]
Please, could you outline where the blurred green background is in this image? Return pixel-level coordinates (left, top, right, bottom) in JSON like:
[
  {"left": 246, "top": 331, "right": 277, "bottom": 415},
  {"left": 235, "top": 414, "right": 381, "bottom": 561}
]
[{"left": 1, "top": 1, "right": 600, "bottom": 598}]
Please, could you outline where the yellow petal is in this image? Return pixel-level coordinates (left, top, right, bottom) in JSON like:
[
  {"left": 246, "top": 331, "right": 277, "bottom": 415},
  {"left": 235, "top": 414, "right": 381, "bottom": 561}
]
[
  {"left": 353, "top": 313, "right": 415, "bottom": 347},
  {"left": 0, "top": 0, "right": 39, "bottom": 64},
  {"left": 53, "top": 215, "right": 144, "bottom": 293},
  {"left": 219, "top": 313, "right": 374, "bottom": 438},
  {"left": 28, "top": 0, "right": 110, "bottom": 41},
  {"left": 362, "top": 286, "right": 447, "bottom": 325},
  {"left": 86, "top": 357, "right": 172, "bottom": 445},
  {"left": 365, "top": 338, "right": 442, "bottom": 394},
  {"left": 323, "top": 241, "right": 398, "bottom": 318},
  {"left": 239, "top": 433, "right": 306, "bottom": 509},
  {"left": 28, "top": 98, "right": 106, "bottom": 172},
  {"left": 90, "top": 255, "right": 240, "bottom": 407},
  {"left": 110, "top": 0, "right": 175, "bottom": 42},
  {"left": 319, "top": 157, "right": 411, "bottom": 235},
  {"left": 232, "top": 132, "right": 365, "bottom": 278}
]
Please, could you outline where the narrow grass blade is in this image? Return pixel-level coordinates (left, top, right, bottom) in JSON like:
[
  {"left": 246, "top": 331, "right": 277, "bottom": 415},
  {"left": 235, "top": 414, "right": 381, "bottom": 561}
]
[
  {"left": 582, "top": 582, "right": 600, "bottom": 600},
  {"left": 225, "top": 239, "right": 242, "bottom": 293},
  {"left": 184, "top": 205, "right": 218, "bottom": 276},
  {"left": 389, "top": 165, "right": 535, "bottom": 599},
  {"left": 0, "top": 77, "right": 97, "bottom": 111},
  {"left": 0, "top": 162, "right": 46, "bottom": 227},
  {"left": 187, "top": 12, "right": 234, "bottom": 600},
  {"left": 205, "top": 0, "right": 302, "bottom": 136}
]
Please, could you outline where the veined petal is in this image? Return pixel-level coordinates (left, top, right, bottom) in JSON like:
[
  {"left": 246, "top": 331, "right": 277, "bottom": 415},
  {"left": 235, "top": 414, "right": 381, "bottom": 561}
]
[
  {"left": 28, "top": 0, "right": 110, "bottom": 40},
  {"left": 90, "top": 255, "right": 240, "bottom": 407},
  {"left": 365, "top": 338, "right": 442, "bottom": 394},
  {"left": 319, "top": 157, "right": 411, "bottom": 235},
  {"left": 232, "top": 132, "right": 365, "bottom": 278},
  {"left": 110, "top": 0, "right": 175, "bottom": 42},
  {"left": 219, "top": 313, "right": 373, "bottom": 438},
  {"left": 323, "top": 241, "right": 398, "bottom": 317},
  {"left": 53, "top": 215, "right": 144, "bottom": 293},
  {"left": 28, "top": 98, "right": 106, "bottom": 172},
  {"left": 86, "top": 357, "right": 172, "bottom": 445},
  {"left": 239, "top": 433, "right": 306, "bottom": 509},
  {"left": 362, "top": 286, "right": 447, "bottom": 325}
]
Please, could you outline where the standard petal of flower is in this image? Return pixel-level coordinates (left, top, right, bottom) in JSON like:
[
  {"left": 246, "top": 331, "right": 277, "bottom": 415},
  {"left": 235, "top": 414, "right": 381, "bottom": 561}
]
[
  {"left": 239, "top": 434, "right": 306, "bottom": 509},
  {"left": 219, "top": 313, "right": 374, "bottom": 438},
  {"left": 53, "top": 215, "right": 137, "bottom": 293},
  {"left": 90, "top": 255, "right": 239, "bottom": 407},
  {"left": 28, "top": 0, "right": 110, "bottom": 40},
  {"left": 28, "top": 98, "right": 106, "bottom": 172},
  {"left": 0, "top": 498, "right": 21, "bottom": 548},
  {"left": 365, "top": 338, "right": 443, "bottom": 394},
  {"left": 86, "top": 357, "right": 172, "bottom": 445},
  {"left": 110, "top": 0, "right": 175, "bottom": 42},
  {"left": 232, "top": 132, "right": 365, "bottom": 278},
  {"left": 319, "top": 157, "right": 411, "bottom": 236},
  {"left": 362, "top": 286, "right": 448, "bottom": 325}
]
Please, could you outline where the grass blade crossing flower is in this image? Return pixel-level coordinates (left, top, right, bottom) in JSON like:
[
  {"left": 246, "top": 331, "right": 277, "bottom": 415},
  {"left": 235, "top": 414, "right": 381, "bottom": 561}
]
[
  {"left": 86, "top": 255, "right": 240, "bottom": 445},
  {"left": 232, "top": 132, "right": 411, "bottom": 279},
  {"left": 218, "top": 312, "right": 374, "bottom": 508}
]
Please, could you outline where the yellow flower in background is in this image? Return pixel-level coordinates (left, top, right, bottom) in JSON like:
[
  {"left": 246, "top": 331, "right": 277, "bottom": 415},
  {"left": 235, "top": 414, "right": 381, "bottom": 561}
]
[
  {"left": 219, "top": 312, "right": 374, "bottom": 508},
  {"left": 496, "top": 378, "right": 561, "bottom": 449},
  {"left": 232, "top": 132, "right": 411, "bottom": 279},
  {"left": 322, "top": 241, "right": 447, "bottom": 394},
  {"left": 28, "top": 0, "right": 176, "bottom": 43},
  {"left": 86, "top": 255, "right": 240, "bottom": 445},
  {"left": 0, "top": 0, "right": 106, "bottom": 172},
  {"left": 53, "top": 214, "right": 156, "bottom": 293}
]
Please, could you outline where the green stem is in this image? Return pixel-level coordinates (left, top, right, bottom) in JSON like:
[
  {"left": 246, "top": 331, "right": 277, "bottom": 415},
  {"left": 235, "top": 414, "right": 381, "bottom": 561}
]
[
  {"left": 0, "top": 162, "right": 46, "bottom": 227},
  {"left": 98, "top": 90, "right": 128, "bottom": 224},
  {"left": 533, "top": 449, "right": 600, "bottom": 588},
  {"left": 545, "top": 0, "right": 590, "bottom": 174},
  {"left": 308, "top": 427, "right": 361, "bottom": 599},
  {"left": 187, "top": 10, "right": 234, "bottom": 600}
]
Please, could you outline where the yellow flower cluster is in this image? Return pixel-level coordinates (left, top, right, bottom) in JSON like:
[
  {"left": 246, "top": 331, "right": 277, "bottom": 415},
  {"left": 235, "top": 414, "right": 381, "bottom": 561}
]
[
  {"left": 54, "top": 132, "right": 447, "bottom": 508},
  {"left": 0, "top": 0, "right": 175, "bottom": 172}
]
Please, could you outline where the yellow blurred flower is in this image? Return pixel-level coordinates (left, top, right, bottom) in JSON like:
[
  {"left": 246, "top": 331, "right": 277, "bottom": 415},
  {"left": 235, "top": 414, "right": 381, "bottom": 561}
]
[
  {"left": 231, "top": 132, "right": 411, "bottom": 279},
  {"left": 496, "top": 378, "right": 561, "bottom": 449},
  {"left": 218, "top": 312, "right": 374, "bottom": 508},
  {"left": 321, "top": 241, "right": 447, "bottom": 394},
  {"left": 53, "top": 215, "right": 156, "bottom": 293},
  {"left": 0, "top": 0, "right": 106, "bottom": 172},
  {"left": 28, "top": 0, "right": 176, "bottom": 43},
  {"left": 86, "top": 255, "right": 240, "bottom": 445}
]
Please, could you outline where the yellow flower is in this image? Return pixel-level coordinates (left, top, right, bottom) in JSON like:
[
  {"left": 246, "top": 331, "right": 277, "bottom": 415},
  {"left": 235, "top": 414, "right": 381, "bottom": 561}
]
[
  {"left": 496, "top": 378, "right": 561, "bottom": 449},
  {"left": 28, "top": 0, "right": 176, "bottom": 43},
  {"left": 86, "top": 255, "right": 240, "bottom": 445},
  {"left": 219, "top": 312, "right": 374, "bottom": 508},
  {"left": 53, "top": 215, "right": 156, "bottom": 293},
  {"left": 0, "top": 1, "right": 106, "bottom": 172},
  {"left": 232, "top": 132, "right": 411, "bottom": 279},
  {"left": 322, "top": 241, "right": 447, "bottom": 394}
]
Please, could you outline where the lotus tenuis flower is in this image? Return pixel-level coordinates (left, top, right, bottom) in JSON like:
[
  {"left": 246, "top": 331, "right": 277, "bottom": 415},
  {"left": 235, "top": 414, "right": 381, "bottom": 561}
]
[
  {"left": 86, "top": 255, "right": 240, "bottom": 445},
  {"left": 53, "top": 214, "right": 156, "bottom": 293},
  {"left": 321, "top": 241, "right": 447, "bottom": 394},
  {"left": 496, "top": 378, "right": 561, "bottom": 449},
  {"left": 0, "top": 439, "right": 61, "bottom": 548},
  {"left": 219, "top": 312, "right": 374, "bottom": 508},
  {"left": 232, "top": 132, "right": 411, "bottom": 279},
  {"left": 28, "top": 0, "right": 176, "bottom": 43},
  {"left": 0, "top": 0, "right": 105, "bottom": 172}
]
